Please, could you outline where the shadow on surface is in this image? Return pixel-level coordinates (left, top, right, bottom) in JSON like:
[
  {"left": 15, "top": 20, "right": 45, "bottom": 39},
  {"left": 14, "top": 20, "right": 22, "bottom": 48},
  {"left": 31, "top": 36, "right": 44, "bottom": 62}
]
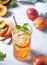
[
  {"left": 41, "top": 28, "right": 47, "bottom": 34},
  {"left": 39, "top": 12, "right": 47, "bottom": 18},
  {"left": 44, "top": 13, "right": 47, "bottom": 18},
  {"left": 3, "top": 11, "right": 12, "bottom": 18},
  {"left": 25, "top": 50, "right": 38, "bottom": 65}
]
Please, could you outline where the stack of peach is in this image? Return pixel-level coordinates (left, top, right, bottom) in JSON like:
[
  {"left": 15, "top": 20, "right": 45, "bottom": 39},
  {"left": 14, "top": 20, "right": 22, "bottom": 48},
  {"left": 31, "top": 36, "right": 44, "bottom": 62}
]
[
  {"left": 26, "top": 8, "right": 47, "bottom": 30},
  {"left": 0, "top": 19, "right": 12, "bottom": 44}
]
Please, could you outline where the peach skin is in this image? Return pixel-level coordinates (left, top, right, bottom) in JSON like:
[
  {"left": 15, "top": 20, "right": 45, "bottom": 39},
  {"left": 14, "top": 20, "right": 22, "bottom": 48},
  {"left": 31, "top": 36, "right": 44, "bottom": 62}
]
[{"left": 33, "top": 54, "right": 47, "bottom": 65}]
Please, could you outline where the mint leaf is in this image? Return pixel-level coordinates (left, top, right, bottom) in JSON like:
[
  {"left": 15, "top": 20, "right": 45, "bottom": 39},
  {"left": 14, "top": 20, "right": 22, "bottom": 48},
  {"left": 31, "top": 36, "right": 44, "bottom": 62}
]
[
  {"left": 0, "top": 52, "right": 6, "bottom": 61},
  {"left": 21, "top": 27, "right": 31, "bottom": 34},
  {"left": 16, "top": 25, "right": 22, "bottom": 30},
  {"left": 23, "top": 23, "right": 28, "bottom": 27},
  {"left": 0, "top": 0, "right": 2, "bottom": 3}
]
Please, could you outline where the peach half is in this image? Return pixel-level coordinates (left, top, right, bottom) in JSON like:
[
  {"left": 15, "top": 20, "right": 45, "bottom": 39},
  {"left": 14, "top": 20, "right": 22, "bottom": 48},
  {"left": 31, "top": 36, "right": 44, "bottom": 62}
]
[{"left": 0, "top": 4, "right": 7, "bottom": 16}]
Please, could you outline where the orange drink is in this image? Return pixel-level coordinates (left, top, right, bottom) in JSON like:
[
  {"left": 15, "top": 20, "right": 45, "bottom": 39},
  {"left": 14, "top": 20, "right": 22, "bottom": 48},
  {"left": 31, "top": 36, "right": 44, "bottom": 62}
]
[{"left": 12, "top": 23, "right": 31, "bottom": 61}]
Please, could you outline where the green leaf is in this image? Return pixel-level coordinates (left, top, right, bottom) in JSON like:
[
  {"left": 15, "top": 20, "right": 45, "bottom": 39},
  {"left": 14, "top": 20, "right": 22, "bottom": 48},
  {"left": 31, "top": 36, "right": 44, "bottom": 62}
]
[
  {"left": 23, "top": 23, "right": 28, "bottom": 27},
  {"left": 0, "top": 52, "right": 6, "bottom": 61},
  {"left": 9, "top": 1, "right": 17, "bottom": 8},
  {"left": 16, "top": 23, "right": 31, "bottom": 34},
  {"left": 21, "top": 27, "right": 31, "bottom": 34},
  {"left": 0, "top": 0, "right": 2, "bottom": 3},
  {"left": 16, "top": 25, "right": 22, "bottom": 30}
]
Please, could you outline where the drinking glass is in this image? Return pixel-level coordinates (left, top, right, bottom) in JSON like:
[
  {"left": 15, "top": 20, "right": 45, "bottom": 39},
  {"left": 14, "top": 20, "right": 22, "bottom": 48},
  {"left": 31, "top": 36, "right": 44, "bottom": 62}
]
[{"left": 12, "top": 26, "right": 32, "bottom": 61}]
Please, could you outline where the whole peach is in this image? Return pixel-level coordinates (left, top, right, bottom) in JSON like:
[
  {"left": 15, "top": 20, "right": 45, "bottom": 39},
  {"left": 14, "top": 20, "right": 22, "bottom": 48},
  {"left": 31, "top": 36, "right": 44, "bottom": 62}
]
[
  {"left": 33, "top": 54, "right": 47, "bottom": 65},
  {"left": 34, "top": 17, "right": 47, "bottom": 30},
  {"left": 26, "top": 8, "right": 38, "bottom": 20}
]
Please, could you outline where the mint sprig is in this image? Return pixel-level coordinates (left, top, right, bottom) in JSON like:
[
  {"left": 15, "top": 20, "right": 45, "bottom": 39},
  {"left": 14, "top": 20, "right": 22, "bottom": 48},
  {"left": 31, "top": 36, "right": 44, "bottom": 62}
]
[
  {"left": 0, "top": 52, "right": 6, "bottom": 61},
  {"left": 16, "top": 23, "right": 31, "bottom": 34}
]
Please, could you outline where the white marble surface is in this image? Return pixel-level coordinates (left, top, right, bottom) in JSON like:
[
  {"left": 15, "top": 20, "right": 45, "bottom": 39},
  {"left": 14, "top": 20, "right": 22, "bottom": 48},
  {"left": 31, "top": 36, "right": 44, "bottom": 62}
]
[{"left": 0, "top": 2, "right": 47, "bottom": 65}]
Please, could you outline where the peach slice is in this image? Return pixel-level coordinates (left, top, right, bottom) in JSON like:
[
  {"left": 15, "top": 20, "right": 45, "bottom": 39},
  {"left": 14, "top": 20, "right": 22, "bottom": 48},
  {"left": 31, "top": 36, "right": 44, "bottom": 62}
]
[
  {"left": 0, "top": 4, "right": 7, "bottom": 16},
  {"left": 33, "top": 54, "right": 47, "bottom": 65},
  {"left": 0, "top": 20, "right": 6, "bottom": 29},
  {"left": 4, "top": 26, "right": 12, "bottom": 37},
  {"left": 2, "top": 0, "right": 11, "bottom": 5},
  {"left": 0, "top": 27, "right": 8, "bottom": 37},
  {"left": 0, "top": 36, "right": 6, "bottom": 41}
]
